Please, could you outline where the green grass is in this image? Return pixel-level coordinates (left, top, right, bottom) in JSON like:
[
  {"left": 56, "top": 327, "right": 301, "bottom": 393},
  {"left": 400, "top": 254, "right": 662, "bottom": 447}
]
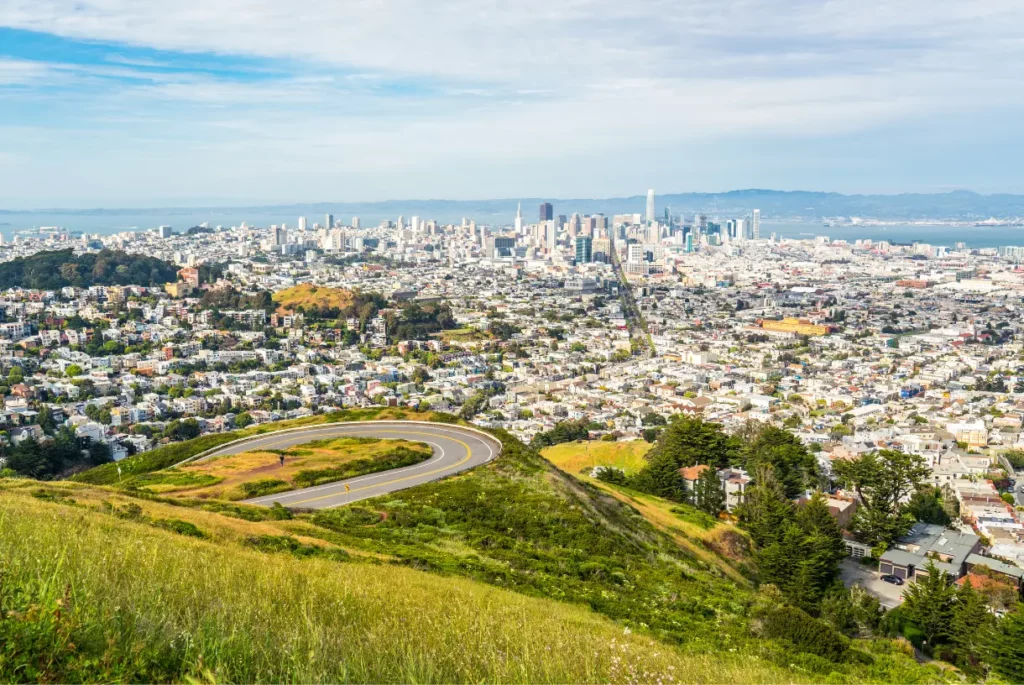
[
  {"left": 292, "top": 446, "right": 431, "bottom": 488},
  {"left": 9, "top": 414, "right": 949, "bottom": 683},
  {"left": 0, "top": 494, "right": 801, "bottom": 684}
]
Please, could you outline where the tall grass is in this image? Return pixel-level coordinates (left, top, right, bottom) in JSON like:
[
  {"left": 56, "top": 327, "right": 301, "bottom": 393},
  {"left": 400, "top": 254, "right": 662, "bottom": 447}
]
[{"left": 0, "top": 495, "right": 799, "bottom": 684}]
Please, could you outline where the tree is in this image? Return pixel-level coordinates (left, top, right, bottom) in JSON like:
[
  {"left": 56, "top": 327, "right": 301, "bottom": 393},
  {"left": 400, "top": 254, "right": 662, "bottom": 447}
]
[
  {"left": 65, "top": 364, "right": 83, "bottom": 378},
  {"left": 902, "top": 561, "right": 956, "bottom": 647},
  {"left": 5, "top": 437, "right": 48, "bottom": 479},
  {"left": 693, "top": 466, "right": 725, "bottom": 516},
  {"left": 906, "top": 485, "right": 951, "bottom": 526},
  {"left": 744, "top": 425, "right": 819, "bottom": 499},
  {"left": 87, "top": 440, "right": 112, "bottom": 466},
  {"left": 948, "top": 576, "right": 994, "bottom": 671},
  {"left": 234, "top": 412, "right": 254, "bottom": 428},
  {"left": 7, "top": 366, "right": 23, "bottom": 384},
  {"left": 628, "top": 450, "right": 688, "bottom": 502},
  {"left": 832, "top": 449, "right": 929, "bottom": 548},
  {"left": 641, "top": 413, "right": 667, "bottom": 427},
  {"left": 36, "top": 405, "right": 56, "bottom": 435},
  {"left": 737, "top": 468, "right": 794, "bottom": 548},
  {"left": 753, "top": 491, "right": 846, "bottom": 611},
  {"left": 646, "top": 415, "right": 740, "bottom": 471},
  {"left": 985, "top": 607, "right": 1024, "bottom": 682}
]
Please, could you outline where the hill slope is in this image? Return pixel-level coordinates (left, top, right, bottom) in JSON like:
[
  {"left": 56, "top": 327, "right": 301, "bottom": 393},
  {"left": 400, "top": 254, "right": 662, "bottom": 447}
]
[
  {"left": 2, "top": 490, "right": 794, "bottom": 683},
  {"left": 8, "top": 411, "right": 946, "bottom": 683}
]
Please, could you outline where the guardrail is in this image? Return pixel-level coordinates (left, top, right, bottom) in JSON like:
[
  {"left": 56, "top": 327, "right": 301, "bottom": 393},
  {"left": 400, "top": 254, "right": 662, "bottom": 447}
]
[{"left": 170, "top": 419, "right": 504, "bottom": 469}]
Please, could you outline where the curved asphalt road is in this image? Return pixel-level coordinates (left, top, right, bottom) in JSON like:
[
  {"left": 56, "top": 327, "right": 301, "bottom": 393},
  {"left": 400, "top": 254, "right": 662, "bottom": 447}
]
[{"left": 194, "top": 422, "right": 501, "bottom": 509}]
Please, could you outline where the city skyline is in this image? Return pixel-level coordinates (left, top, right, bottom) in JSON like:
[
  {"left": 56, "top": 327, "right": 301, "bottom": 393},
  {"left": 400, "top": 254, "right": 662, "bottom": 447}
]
[{"left": 1, "top": 1, "right": 1024, "bottom": 207}]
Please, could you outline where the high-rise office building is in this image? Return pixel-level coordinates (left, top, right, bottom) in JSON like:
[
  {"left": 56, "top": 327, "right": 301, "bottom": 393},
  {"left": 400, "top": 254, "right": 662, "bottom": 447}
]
[
  {"left": 540, "top": 202, "right": 553, "bottom": 223},
  {"left": 325, "top": 214, "right": 334, "bottom": 230},
  {"left": 352, "top": 217, "right": 361, "bottom": 230},
  {"left": 272, "top": 225, "right": 287, "bottom": 247},
  {"left": 627, "top": 243, "right": 644, "bottom": 264},
  {"left": 298, "top": 216, "right": 307, "bottom": 231},
  {"left": 646, "top": 189, "right": 655, "bottom": 225},
  {"left": 752, "top": 209, "right": 761, "bottom": 240},
  {"left": 575, "top": 235, "right": 592, "bottom": 263},
  {"left": 514, "top": 202, "right": 523, "bottom": 234},
  {"left": 685, "top": 233, "right": 694, "bottom": 253},
  {"left": 411, "top": 216, "right": 421, "bottom": 234}
]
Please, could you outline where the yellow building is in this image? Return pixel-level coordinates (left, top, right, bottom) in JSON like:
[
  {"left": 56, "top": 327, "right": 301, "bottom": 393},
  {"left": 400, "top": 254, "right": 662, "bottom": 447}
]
[
  {"left": 758, "top": 317, "right": 832, "bottom": 336},
  {"left": 164, "top": 281, "right": 194, "bottom": 299}
]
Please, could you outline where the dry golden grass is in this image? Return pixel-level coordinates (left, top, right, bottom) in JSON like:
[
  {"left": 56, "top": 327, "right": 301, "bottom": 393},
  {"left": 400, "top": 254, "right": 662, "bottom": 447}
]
[
  {"left": 273, "top": 283, "right": 354, "bottom": 314},
  {"left": 541, "top": 440, "right": 651, "bottom": 476},
  {"left": 0, "top": 478, "right": 354, "bottom": 553}
]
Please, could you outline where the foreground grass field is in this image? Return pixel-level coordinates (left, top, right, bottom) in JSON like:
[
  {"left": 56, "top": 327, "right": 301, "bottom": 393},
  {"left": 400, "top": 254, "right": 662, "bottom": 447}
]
[
  {"left": 129, "top": 437, "right": 431, "bottom": 500},
  {"left": 9, "top": 410, "right": 947, "bottom": 683},
  {"left": 0, "top": 491, "right": 800, "bottom": 684}
]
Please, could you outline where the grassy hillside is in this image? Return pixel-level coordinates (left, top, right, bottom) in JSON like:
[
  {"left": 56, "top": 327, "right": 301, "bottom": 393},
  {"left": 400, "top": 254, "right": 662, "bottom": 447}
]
[
  {"left": 541, "top": 439, "right": 651, "bottom": 475},
  {"left": 273, "top": 283, "right": 355, "bottom": 314},
  {"left": 543, "top": 440, "right": 753, "bottom": 582},
  {"left": 1, "top": 492, "right": 797, "bottom": 683},
  {"left": 11, "top": 412, "right": 947, "bottom": 683}
]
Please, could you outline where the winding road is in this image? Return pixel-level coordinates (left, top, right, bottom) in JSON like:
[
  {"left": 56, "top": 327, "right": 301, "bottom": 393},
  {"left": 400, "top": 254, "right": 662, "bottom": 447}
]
[{"left": 192, "top": 421, "right": 501, "bottom": 509}]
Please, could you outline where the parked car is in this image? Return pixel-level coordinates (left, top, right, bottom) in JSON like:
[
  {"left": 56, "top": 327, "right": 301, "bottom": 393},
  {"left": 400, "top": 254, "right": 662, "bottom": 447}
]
[{"left": 880, "top": 574, "right": 904, "bottom": 586}]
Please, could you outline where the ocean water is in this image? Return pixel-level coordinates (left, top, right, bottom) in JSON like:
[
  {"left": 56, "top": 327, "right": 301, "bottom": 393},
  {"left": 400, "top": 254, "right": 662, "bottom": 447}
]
[
  {"left": 765, "top": 222, "right": 1024, "bottom": 249},
  {"left": 1, "top": 210, "right": 1023, "bottom": 249}
]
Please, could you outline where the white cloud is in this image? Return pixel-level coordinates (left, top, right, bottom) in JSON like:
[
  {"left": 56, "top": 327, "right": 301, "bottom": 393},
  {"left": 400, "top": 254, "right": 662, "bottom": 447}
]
[{"left": 1, "top": 0, "right": 1024, "bottom": 204}]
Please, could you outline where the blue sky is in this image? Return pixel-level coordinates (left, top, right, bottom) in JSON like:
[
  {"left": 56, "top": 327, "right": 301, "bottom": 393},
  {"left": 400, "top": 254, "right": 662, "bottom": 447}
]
[{"left": 1, "top": 0, "right": 1023, "bottom": 208}]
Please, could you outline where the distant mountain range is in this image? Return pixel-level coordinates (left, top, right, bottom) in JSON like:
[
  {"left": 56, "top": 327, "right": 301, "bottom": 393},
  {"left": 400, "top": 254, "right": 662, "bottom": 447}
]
[{"left": 4, "top": 189, "right": 1024, "bottom": 224}]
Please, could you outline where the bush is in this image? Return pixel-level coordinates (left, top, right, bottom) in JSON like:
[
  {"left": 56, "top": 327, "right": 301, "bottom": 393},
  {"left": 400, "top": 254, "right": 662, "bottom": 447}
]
[
  {"left": 151, "top": 519, "right": 205, "bottom": 538},
  {"left": 244, "top": 535, "right": 349, "bottom": 562},
  {"left": 239, "top": 479, "right": 289, "bottom": 498},
  {"left": 759, "top": 605, "right": 850, "bottom": 661},
  {"left": 594, "top": 466, "right": 628, "bottom": 485}
]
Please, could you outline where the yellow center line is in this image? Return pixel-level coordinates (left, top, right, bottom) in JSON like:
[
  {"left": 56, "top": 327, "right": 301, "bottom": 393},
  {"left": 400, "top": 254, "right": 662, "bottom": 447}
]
[{"left": 279, "top": 431, "right": 475, "bottom": 507}]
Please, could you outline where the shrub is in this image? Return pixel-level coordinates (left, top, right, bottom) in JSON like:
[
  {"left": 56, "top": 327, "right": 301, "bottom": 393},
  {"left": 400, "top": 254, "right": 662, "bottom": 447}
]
[
  {"left": 151, "top": 519, "right": 205, "bottom": 538},
  {"left": 759, "top": 605, "right": 850, "bottom": 661},
  {"left": 239, "top": 479, "right": 289, "bottom": 498},
  {"left": 594, "top": 466, "right": 628, "bottom": 485},
  {"left": 244, "top": 535, "right": 349, "bottom": 562}
]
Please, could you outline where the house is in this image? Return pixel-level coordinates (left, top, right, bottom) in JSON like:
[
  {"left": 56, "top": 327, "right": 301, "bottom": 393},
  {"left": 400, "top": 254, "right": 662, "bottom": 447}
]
[
  {"left": 717, "top": 467, "right": 751, "bottom": 512},
  {"left": 679, "top": 464, "right": 711, "bottom": 492},
  {"left": 878, "top": 523, "right": 981, "bottom": 581},
  {"left": 964, "top": 554, "right": 1024, "bottom": 590}
]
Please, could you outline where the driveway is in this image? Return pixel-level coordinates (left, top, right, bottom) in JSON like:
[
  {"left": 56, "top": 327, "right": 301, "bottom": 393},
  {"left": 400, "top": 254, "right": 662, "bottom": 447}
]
[{"left": 840, "top": 558, "right": 906, "bottom": 608}]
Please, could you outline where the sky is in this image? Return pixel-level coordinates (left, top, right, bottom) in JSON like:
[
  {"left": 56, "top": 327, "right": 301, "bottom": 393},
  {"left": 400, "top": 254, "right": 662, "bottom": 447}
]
[{"left": 1, "top": 0, "right": 1023, "bottom": 208}]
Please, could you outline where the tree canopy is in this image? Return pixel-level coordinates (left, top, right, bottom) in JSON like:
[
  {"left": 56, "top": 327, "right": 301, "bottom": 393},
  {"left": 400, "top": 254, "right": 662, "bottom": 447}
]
[
  {"left": 0, "top": 249, "right": 178, "bottom": 289},
  {"left": 831, "top": 449, "right": 929, "bottom": 548}
]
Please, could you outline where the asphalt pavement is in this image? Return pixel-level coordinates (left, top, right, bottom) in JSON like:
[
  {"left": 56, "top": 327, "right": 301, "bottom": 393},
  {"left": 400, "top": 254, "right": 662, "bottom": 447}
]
[
  {"left": 840, "top": 558, "right": 905, "bottom": 608},
  {"left": 193, "top": 421, "right": 501, "bottom": 509}
]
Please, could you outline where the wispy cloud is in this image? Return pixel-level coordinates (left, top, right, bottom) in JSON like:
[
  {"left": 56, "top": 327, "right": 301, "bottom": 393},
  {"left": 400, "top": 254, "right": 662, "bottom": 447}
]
[{"left": 0, "top": 0, "right": 1023, "bottom": 205}]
